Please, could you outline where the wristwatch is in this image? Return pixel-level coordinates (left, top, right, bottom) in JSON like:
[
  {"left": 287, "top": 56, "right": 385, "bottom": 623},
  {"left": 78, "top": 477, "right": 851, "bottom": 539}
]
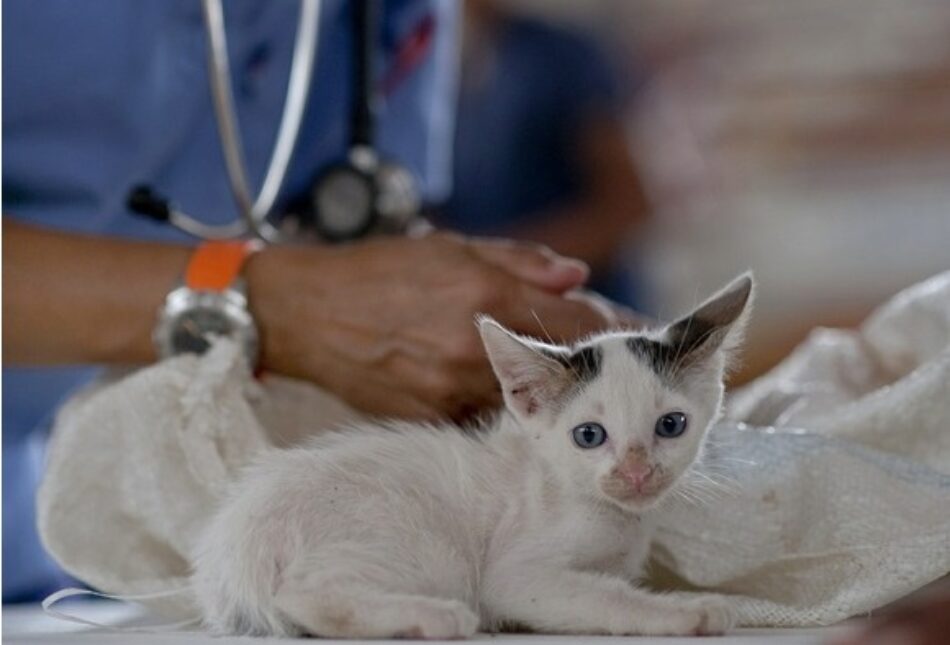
[{"left": 154, "top": 240, "right": 262, "bottom": 365}]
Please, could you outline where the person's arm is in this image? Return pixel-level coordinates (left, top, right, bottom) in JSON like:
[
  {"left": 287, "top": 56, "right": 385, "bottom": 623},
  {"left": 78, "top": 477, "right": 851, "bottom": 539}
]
[
  {"left": 507, "top": 117, "right": 650, "bottom": 275},
  {"left": 3, "top": 219, "right": 190, "bottom": 365},
  {"left": 3, "top": 219, "right": 614, "bottom": 419}
]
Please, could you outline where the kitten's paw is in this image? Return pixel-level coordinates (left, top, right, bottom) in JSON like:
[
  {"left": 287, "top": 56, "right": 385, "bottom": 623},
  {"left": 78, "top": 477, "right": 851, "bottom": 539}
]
[
  {"left": 395, "top": 599, "right": 479, "bottom": 640},
  {"left": 684, "top": 596, "right": 736, "bottom": 636}
]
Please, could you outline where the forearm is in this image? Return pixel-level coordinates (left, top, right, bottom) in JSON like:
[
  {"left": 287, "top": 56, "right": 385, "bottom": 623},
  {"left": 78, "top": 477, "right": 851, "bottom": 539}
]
[
  {"left": 2, "top": 221, "right": 615, "bottom": 420},
  {"left": 3, "top": 219, "right": 191, "bottom": 365}
]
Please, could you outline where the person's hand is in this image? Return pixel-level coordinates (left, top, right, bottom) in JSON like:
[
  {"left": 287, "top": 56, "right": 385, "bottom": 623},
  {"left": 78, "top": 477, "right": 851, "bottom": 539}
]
[{"left": 246, "top": 233, "right": 614, "bottom": 420}]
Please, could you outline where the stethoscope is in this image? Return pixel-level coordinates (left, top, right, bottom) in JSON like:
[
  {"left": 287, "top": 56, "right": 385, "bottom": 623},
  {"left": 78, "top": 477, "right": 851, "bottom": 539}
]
[{"left": 127, "top": 0, "right": 421, "bottom": 244}]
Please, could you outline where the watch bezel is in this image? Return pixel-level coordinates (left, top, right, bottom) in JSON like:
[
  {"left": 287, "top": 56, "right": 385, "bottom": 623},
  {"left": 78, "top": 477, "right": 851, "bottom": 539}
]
[{"left": 154, "top": 284, "right": 259, "bottom": 365}]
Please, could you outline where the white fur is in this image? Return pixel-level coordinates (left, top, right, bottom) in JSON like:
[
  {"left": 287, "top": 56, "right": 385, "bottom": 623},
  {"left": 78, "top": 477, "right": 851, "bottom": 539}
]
[{"left": 191, "top": 275, "right": 753, "bottom": 638}]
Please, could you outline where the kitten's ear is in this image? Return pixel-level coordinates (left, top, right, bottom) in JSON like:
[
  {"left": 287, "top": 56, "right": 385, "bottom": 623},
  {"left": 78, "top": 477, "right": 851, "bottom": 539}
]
[
  {"left": 478, "top": 317, "right": 570, "bottom": 419},
  {"left": 664, "top": 272, "right": 754, "bottom": 370}
]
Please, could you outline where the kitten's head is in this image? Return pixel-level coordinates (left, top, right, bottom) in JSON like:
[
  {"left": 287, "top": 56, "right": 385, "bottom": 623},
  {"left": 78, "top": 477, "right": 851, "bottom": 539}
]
[{"left": 479, "top": 273, "right": 753, "bottom": 513}]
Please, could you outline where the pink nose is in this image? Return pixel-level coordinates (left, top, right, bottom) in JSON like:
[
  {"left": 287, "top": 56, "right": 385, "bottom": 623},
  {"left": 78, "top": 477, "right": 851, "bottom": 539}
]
[{"left": 619, "top": 463, "right": 654, "bottom": 489}]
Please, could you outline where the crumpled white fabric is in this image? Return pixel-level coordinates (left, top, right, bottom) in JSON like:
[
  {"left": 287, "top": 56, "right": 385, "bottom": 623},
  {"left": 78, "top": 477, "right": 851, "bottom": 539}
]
[
  {"left": 650, "top": 270, "right": 950, "bottom": 625},
  {"left": 37, "top": 349, "right": 356, "bottom": 618},
  {"left": 38, "top": 272, "right": 950, "bottom": 627}
]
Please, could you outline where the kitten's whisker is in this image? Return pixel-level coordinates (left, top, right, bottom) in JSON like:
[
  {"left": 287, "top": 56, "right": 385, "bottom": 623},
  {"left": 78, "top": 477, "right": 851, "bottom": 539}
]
[
  {"left": 689, "top": 469, "right": 738, "bottom": 492},
  {"left": 675, "top": 469, "right": 737, "bottom": 504},
  {"left": 672, "top": 487, "right": 706, "bottom": 507},
  {"left": 530, "top": 309, "right": 557, "bottom": 348},
  {"left": 528, "top": 308, "right": 589, "bottom": 382}
]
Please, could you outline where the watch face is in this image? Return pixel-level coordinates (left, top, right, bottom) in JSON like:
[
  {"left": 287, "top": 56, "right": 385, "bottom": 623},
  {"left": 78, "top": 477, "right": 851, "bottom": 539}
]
[
  {"left": 156, "top": 287, "right": 259, "bottom": 365},
  {"left": 170, "top": 306, "right": 235, "bottom": 355}
]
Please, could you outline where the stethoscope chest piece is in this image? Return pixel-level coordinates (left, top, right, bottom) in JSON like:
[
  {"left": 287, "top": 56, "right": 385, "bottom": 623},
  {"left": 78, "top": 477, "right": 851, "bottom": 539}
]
[{"left": 305, "top": 145, "right": 420, "bottom": 242}]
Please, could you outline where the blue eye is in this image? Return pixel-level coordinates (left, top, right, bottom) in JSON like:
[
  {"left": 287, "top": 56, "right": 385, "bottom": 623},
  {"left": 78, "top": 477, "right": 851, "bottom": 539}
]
[
  {"left": 572, "top": 423, "right": 608, "bottom": 449},
  {"left": 655, "top": 412, "right": 688, "bottom": 438}
]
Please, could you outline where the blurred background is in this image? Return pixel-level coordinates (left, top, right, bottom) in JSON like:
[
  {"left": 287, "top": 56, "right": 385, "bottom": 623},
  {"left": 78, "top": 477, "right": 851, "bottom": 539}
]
[{"left": 433, "top": 0, "right": 950, "bottom": 384}]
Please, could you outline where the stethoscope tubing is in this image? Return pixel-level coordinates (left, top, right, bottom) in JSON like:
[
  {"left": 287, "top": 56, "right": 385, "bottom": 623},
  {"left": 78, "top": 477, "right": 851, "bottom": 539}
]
[{"left": 194, "top": 0, "right": 322, "bottom": 242}]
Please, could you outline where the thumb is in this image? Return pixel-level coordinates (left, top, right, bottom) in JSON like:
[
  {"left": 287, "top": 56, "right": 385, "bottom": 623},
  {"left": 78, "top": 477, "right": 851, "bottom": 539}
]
[{"left": 565, "top": 289, "right": 655, "bottom": 330}]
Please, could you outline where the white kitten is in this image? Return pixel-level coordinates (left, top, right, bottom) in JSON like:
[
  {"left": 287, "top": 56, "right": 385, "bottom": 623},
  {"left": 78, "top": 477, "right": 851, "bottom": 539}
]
[{"left": 191, "top": 273, "right": 754, "bottom": 638}]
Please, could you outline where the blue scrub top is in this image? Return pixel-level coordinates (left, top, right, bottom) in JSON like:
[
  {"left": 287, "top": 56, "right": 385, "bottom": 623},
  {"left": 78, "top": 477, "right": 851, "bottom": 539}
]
[
  {"left": 2, "top": 0, "right": 459, "bottom": 602},
  {"left": 439, "top": 18, "right": 636, "bottom": 302}
]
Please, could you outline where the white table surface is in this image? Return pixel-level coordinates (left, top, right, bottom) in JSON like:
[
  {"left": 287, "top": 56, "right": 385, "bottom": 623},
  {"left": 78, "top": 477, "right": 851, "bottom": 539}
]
[{"left": 3, "top": 601, "right": 851, "bottom": 645}]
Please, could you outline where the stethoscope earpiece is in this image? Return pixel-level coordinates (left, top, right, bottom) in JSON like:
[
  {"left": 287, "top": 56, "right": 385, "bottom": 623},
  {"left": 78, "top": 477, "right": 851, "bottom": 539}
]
[{"left": 126, "top": 185, "right": 172, "bottom": 223}]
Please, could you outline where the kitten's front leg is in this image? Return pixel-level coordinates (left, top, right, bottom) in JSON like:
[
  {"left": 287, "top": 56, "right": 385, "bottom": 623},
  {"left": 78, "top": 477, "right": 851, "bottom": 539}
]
[{"left": 484, "top": 566, "right": 734, "bottom": 636}]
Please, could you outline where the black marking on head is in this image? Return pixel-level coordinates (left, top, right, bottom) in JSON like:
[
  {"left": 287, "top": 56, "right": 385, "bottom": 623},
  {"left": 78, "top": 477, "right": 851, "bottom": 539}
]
[
  {"left": 568, "top": 345, "right": 603, "bottom": 383},
  {"left": 625, "top": 337, "right": 675, "bottom": 377},
  {"left": 626, "top": 316, "right": 725, "bottom": 380},
  {"left": 660, "top": 273, "right": 753, "bottom": 371},
  {"left": 540, "top": 344, "right": 602, "bottom": 385}
]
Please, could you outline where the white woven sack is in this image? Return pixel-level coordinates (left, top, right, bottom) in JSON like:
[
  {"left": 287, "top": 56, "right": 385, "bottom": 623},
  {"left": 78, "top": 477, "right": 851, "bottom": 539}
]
[
  {"left": 651, "top": 271, "right": 950, "bottom": 625},
  {"left": 38, "top": 272, "right": 950, "bottom": 626},
  {"left": 38, "top": 346, "right": 357, "bottom": 618}
]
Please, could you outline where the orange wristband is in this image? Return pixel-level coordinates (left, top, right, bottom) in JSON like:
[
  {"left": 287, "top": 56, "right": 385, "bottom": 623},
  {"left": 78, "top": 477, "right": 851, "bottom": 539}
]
[{"left": 184, "top": 240, "right": 262, "bottom": 291}]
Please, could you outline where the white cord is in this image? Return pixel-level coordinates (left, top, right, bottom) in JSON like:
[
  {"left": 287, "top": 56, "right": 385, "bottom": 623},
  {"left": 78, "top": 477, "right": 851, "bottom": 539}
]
[{"left": 42, "top": 587, "right": 200, "bottom": 633}]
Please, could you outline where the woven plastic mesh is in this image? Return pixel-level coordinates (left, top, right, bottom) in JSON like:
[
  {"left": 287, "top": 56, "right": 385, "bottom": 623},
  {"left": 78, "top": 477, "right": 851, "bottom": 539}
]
[
  {"left": 38, "top": 272, "right": 950, "bottom": 626},
  {"left": 650, "top": 271, "right": 950, "bottom": 625}
]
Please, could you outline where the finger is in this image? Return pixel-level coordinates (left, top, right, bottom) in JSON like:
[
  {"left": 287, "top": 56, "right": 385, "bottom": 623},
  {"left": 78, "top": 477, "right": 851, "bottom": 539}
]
[
  {"left": 566, "top": 289, "right": 657, "bottom": 331},
  {"left": 565, "top": 289, "right": 619, "bottom": 326},
  {"left": 469, "top": 238, "right": 589, "bottom": 294},
  {"left": 495, "top": 286, "right": 612, "bottom": 344}
]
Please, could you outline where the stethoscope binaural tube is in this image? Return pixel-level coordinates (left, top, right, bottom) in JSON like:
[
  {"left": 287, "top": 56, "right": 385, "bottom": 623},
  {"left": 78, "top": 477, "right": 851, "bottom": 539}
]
[
  {"left": 201, "top": 0, "right": 321, "bottom": 243},
  {"left": 127, "top": 0, "right": 420, "bottom": 244},
  {"left": 128, "top": 0, "right": 321, "bottom": 242},
  {"left": 127, "top": 0, "right": 319, "bottom": 242}
]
